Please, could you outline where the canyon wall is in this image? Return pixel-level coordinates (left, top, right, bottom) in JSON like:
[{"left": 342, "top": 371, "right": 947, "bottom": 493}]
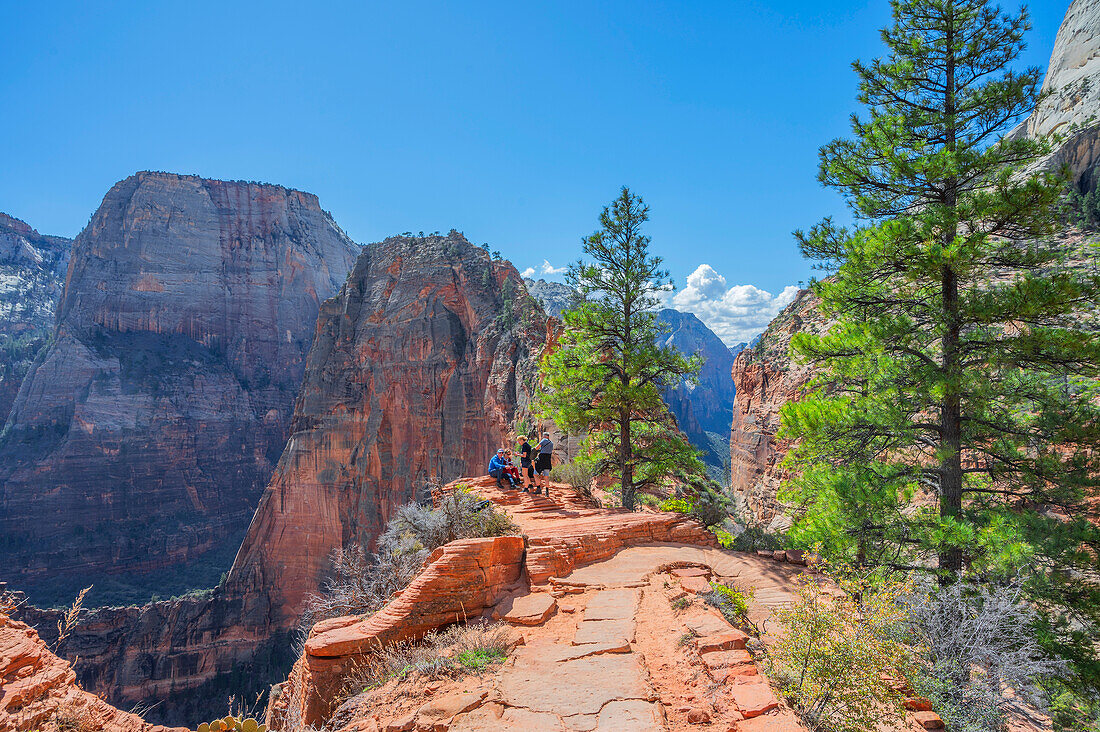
[
  {"left": 1016, "top": 0, "right": 1100, "bottom": 190},
  {"left": 0, "top": 214, "right": 71, "bottom": 425},
  {"left": 228, "top": 232, "right": 547, "bottom": 613},
  {"left": 0, "top": 172, "right": 361, "bottom": 607},
  {"left": 728, "top": 290, "right": 825, "bottom": 527},
  {"left": 12, "top": 232, "right": 548, "bottom": 725}
]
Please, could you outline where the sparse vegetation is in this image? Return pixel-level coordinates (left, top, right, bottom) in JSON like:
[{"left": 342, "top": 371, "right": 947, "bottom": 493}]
[
  {"left": 904, "top": 579, "right": 1066, "bottom": 732},
  {"left": 765, "top": 577, "right": 913, "bottom": 732},
  {"left": 53, "top": 585, "right": 91, "bottom": 653},
  {"left": 703, "top": 582, "right": 757, "bottom": 635},
  {"left": 342, "top": 621, "right": 512, "bottom": 693},
  {"left": 299, "top": 487, "right": 519, "bottom": 635}
]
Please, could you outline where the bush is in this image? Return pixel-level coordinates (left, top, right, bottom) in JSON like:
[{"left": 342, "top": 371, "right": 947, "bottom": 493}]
[
  {"left": 300, "top": 488, "right": 519, "bottom": 635},
  {"left": 765, "top": 577, "right": 913, "bottom": 732},
  {"left": 658, "top": 477, "right": 730, "bottom": 528},
  {"left": 703, "top": 582, "right": 757, "bottom": 635},
  {"left": 339, "top": 621, "right": 511, "bottom": 693},
  {"left": 904, "top": 579, "right": 1065, "bottom": 732},
  {"left": 550, "top": 459, "right": 600, "bottom": 505}
]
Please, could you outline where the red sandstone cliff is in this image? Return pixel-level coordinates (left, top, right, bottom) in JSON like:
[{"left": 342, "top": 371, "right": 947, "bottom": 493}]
[
  {"left": 227, "top": 232, "right": 547, "bottom": 614},
  {"left": 10, "top": 232, "right": 549, "bottom": 725},
  {"left": 0, "top": 172, "right": 361, "bottom": 605},
  {"left": 728, "top": 290, "right": 826, "bottom": 527},
  {"left": 0, "top": 612, "right": 186, "bottom": 732}
]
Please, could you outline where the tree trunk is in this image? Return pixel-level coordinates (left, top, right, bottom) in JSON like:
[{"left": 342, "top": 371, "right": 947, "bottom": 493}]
[
  {"left": 620, "top": 409, "right": 634, "bottom": 510},
  {"left": 938, "top": 0, "right": 964, "bottom": 581}
]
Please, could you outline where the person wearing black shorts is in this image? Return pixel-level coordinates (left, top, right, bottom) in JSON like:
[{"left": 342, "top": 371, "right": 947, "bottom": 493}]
[
  {"left": 517, "top": 435, "right": 535, "bottom": 491},
  {"left": 534, "top": 432, "right": 554, "bottom": 496}
]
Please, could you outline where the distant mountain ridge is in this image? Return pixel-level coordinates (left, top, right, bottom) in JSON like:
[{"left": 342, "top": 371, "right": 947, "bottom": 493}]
[{"left": 0, "top": 213, "right": 72, "bottom": 425}]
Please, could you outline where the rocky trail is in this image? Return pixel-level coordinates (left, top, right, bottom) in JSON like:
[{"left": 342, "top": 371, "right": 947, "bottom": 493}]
[{"left": 318, "top": 479, "right": 811, "bottom": 732}]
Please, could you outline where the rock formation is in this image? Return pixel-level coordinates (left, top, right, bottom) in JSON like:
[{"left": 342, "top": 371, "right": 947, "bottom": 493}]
[
  {"left": 728, "top": 290, "right": 827, "bottom": 527},
  {"left": 1016, "top": 0, "right": 1100, "bottom": 189},
  {"left": 0, "top": 610, "right": 186, "bottom": 732},
  {"left": 655, "top": 308, "right": 737, "bottom": 482},
  {"left": 522, "top": 278, "right": 574, "bottom": 319},
  {"left": 228, "top": 232, "right": 547, "bottom": 615},
  {"left": 0, "top": 214, "right": 71, "bottom": 424},
  {"left": 272, "top": 475, "right": 720, "bottom": 728},
  {"left": 0, "top": 172, "right": 360, "bottom": 606},
  {"left": 10, "top": 232, "right": 548, "bottom": 726}
]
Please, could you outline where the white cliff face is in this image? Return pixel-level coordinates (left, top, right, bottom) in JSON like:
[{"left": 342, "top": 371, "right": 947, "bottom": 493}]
[{"left": 1026, "top": 0, "right": 1100, "bottom": 139}]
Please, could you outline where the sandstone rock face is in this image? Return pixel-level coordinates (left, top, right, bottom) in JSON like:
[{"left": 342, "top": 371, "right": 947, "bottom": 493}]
[
  {"left": 1016, "top": 0, "right": 1100, "bottom": 189},
  {"left": 228, "top": 232, "right": 547, "bottom": 617},
  {"left": 656, "top": 308, "right": 737, "bottom": 480},
  {"left": 0, "top": 214, "right": 71, "bottom": 425},
  {"left": 522, "top": 278, "right": 574, "bottom": 319},
  {"left": 12, "top": 232, "right": 546, "bottom": 727},
  {"left": 0, "top": 172, "right": 360, "bottom": 605},
  {"left": 1023, "top": 0, "right": 1100, "bottom": 141},
  {"left": 0, "top": 613, "right": 186, "bottom": 732},
  {"left": 729, "top": 289, "right": 828, "bottom": 526}
]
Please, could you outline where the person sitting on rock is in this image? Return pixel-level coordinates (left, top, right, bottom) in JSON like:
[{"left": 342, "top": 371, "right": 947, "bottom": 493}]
[
  {"left": 488, "top": 448, "right": 516, "bottom": 489},
  {"left": 503, "top": 449, "right": 523, "bottom": 487}
]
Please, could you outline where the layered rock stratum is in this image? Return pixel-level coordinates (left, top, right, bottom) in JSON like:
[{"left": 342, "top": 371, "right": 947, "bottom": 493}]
[
  {"left": 0, "top": 214, "right": 71, "bottom": 425},
  {"left": 728, "top": 290, "right": 825, "bottom": 527},
  {"left": 228, "top": 232, "right": 547, "bottom": 614},
  {"left": 0, "top": 610, "right": 186, "bottom": 732},
  {"left": 0, "top": 172, "right": 361, "bottom": 606},
  {"left": 10, "top": 232, "right": 549, "bottom": 725}
]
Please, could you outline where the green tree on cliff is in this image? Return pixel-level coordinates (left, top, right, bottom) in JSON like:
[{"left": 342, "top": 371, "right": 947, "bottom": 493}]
[
  {"left": 537, "top": 187, "right": 702, "bottom": 511},
  {"left": 779, "top": 0, "right": 1100, "bottom": 686}
]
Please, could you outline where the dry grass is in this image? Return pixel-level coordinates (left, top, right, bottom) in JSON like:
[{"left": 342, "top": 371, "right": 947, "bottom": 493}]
[{"left": 344, "top": 621, "right": 512, "bottom": 695}]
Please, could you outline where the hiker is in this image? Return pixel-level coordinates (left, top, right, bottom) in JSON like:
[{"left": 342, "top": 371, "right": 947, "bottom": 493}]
[
  {"left": 517, "top": 435, "right": 535, "bottom": 492},
  {"left": 534, "top": 431, "right": 554, "bottom": 496},
  {"left": 503, "top": 449, "right": 523, "bottom": 487},
  {"left": 488, "top": 448, "right": 516, "bottom": 489}
]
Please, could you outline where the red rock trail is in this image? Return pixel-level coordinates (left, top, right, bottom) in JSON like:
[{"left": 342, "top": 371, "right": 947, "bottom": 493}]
[{"left": 283, "top": 477, "right": 812, "bottom": 731}]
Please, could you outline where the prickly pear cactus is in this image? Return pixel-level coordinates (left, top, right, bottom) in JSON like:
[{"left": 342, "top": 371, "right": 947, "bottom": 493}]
[{"left": 193, "top": 715, "right": 266, "bottom": 732}]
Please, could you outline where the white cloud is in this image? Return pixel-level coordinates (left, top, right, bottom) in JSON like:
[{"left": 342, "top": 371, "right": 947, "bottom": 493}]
[
  {"left": 662, "top": 264, "right": 800, "bottom": 346},
  {"left": 522, "top": 260, "right": 567, "bottom": 279}
]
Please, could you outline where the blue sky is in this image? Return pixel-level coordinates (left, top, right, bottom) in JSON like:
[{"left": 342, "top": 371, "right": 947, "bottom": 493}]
[{"left": 1, "top": 0, "right": 1069, "bottom": 344}]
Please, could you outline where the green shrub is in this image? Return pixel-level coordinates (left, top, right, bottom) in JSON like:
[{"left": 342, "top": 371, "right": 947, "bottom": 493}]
[
  {"left": 764, "top": 577, "right": 913, "bottom": 732},
  {"left": 550, "top": 459, "right": 600, "bottom": 504},
  {"left": 703, "top": 582, "right": 757, "bottom": 635}
]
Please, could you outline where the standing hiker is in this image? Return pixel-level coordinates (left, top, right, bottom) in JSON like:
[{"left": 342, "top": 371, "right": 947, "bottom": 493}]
[
  {"left": 517, "top": 435, "right": 535, "bottom": 492},
  {"left": 534, "top": 431, "right": 554, "bottom": 496}
]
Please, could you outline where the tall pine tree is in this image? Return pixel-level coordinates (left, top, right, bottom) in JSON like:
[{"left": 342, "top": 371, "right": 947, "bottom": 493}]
[
  {"left": 780, "top": 0, "right": 1100, "bottom": 687},
  {"left": 538, "top": 188, "right": 702, "bottom": 511}
]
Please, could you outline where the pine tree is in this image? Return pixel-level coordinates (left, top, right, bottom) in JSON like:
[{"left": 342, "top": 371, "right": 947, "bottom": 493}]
[
  {"left": 537, "top": 188, "right": 702, "bottom": 510},
  {"left": 780, "top": 0, "right": 1100, "bottom": 687}
]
